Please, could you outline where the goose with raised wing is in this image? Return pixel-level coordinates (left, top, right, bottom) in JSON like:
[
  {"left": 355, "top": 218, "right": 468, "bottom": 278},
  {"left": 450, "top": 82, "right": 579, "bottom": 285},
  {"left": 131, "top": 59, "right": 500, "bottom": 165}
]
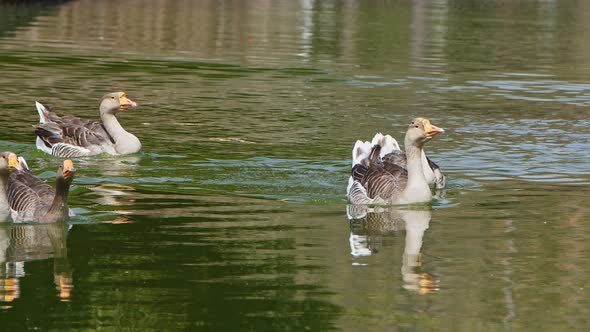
[
  {"left": 0, "top": 152, "right": 19, "bottom": 220},
  {"left": 347, "top": 118, "right": 445, "bottom": 205},
  {"left": 34, "top": 92, "right": 141, "bottom": 158},
  {"left": 8, "top": 159, "right": 76, "bottom": 223}
]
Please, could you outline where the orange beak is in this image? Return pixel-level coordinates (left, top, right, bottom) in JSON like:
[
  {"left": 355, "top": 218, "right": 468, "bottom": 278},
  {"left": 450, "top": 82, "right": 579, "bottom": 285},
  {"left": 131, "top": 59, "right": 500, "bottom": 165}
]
[
  {"left": 423, "top": 119, "right": 444, "bottom": 137},
  {"left": 118, "top": 92, "right": 138, "bottom": 110},
  {"left": 63, "top": 160, "right": 76, "bottom": 178},
  {"left": 7, "top": 153, "right": 18, "bottom": 169}
]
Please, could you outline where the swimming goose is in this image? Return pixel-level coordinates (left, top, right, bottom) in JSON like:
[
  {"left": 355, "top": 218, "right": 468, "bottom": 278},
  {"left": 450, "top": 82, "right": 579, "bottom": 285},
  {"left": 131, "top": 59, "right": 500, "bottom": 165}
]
[
  {"left": 8, "top": 159, "right": 76, "bottom": 223},
  {"left": 34, "top": 92, "right": 140, "bottom": 157},
  {"left": 348, "top": 132, "right": 446, "bottom": 190},
  {"left": 347, "top": 118, "right": 444, "bottom": 205},
  {"left": 0, "top": 152, "right": 19, "bottom": 219}
]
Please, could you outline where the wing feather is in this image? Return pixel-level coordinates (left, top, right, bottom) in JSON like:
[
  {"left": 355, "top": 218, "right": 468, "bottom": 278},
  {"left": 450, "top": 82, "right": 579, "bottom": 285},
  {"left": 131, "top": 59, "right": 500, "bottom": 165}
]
[
  {"left": 34, "top": 103, "right": 114, "bottom": 155},
  {"left": 51, "top": 143, "right": 92, "bottom": 158},
  {"left": 8, "top": 170, "right": 54, "bottom": 220}
]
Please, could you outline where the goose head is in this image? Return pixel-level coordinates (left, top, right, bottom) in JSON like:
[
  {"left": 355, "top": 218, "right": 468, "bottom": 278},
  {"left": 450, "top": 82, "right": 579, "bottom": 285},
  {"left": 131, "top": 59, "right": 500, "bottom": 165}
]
[
  {"left": 99, "top": 92, "right": 138, "bottom": 115},
  {"left": 57, "top": 159, "right": 76, "bottom": 184},
  {"left": 0, "top": 152, "right": 18, "bottom": 174},
  {"left": 405, "top": 118, "right": 444, "bottom": 148}
]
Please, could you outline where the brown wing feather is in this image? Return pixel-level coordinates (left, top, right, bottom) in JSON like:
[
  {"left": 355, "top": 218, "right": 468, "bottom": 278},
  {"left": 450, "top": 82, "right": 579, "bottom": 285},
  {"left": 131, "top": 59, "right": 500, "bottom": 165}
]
[
  {"left": 350, "top": 145, "right": 407, "bottom": 201},
  {"left": 361, "top": 166, "right": 401, "bottom": 201},
  {"left": 36, "top": 106, "right": 114, "bottom": 148},
  {"left": 351, "top": 164, "right": 367, "bottom": 183},
  {"left": 58, "top": 121, "right": 113, "bottom": 147},
  {"left": 382, "top": 151, "right": 407, "bottom": 169},
  {"left": 7, "top": 170, "right": 54, "bottom": 216}
]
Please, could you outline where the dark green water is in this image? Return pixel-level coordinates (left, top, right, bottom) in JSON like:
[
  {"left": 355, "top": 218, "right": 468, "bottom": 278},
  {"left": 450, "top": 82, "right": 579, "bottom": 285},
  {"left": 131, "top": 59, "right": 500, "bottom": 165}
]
[{"left": 1, "top": 0, "right": 590, "bottom": 330}]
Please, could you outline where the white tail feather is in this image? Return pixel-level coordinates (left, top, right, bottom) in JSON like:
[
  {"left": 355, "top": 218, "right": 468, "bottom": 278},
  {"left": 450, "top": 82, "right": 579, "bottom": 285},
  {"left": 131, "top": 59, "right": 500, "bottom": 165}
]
[
  {"left": 352, "top": 140, "right": 371, "bottom": 166},
  {"left": 379, "top": 135, "right": 400, "bottom": 157},
  {"left": 35, "top": 101, "right": 47, "bottom": 123},
  {"left": 370, "top": 133, "right": 400, "bottom": 157},
  {"left": 16, "top": 156, "right": 29, "bottom": 171},
  {"left": 370, "top": 133, "right": 384, "bottom": 147}
]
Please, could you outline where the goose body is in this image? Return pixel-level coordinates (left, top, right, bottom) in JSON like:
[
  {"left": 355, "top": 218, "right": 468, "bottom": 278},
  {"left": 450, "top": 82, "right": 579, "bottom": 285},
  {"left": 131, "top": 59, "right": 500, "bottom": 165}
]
[
  {"left": 7, "top": 159, "right": 76, "bottom": 223},
  {"left": 34, "top": 92, "right": 141, "bottom": 158},
  {"left": 347, "top": 133, "right": 445, "bottom": 192},
  {"left": 347, "top": 118, "right": 445, "bottom": 205}
]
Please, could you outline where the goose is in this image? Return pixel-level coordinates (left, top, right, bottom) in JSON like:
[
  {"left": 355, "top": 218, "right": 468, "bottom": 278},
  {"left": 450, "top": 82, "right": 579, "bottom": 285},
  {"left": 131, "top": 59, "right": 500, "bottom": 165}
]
[
  {"left": 34, "top": 92, "right": 140, "bottom": 157},
  {"left": 0, "top": 152, "right": 19, "bottom": 220},
  {"left": 348, "top": 132, "right": 446, "bottom": 191},
  {"left": 7, "top": 159, "right": 76, "bottom": 223},
  {"left": 347, "top": 117, "right": 444, "bottom": 205}
]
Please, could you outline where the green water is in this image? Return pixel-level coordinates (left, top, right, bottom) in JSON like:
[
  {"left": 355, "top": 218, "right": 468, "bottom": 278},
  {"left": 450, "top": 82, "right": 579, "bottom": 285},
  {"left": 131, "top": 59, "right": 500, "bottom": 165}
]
[{"left": 1, "top": 0, "right": 590, "bottom": 330}]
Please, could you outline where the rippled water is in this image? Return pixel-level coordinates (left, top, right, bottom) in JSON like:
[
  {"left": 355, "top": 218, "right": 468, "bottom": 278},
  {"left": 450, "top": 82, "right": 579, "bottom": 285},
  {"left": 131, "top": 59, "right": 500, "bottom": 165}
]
[{"left": 1, "top": 0, "right": 590, "bottom": 330}]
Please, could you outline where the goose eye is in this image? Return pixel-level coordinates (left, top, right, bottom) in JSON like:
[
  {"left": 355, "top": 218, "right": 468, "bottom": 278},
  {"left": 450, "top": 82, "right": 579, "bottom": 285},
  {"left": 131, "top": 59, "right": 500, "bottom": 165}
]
[
  {"left": 111, "top": 96, "right": 115, "bottom": 99},
  {"left": 414, "top": 125, "right": 419, "bottom": 128}
]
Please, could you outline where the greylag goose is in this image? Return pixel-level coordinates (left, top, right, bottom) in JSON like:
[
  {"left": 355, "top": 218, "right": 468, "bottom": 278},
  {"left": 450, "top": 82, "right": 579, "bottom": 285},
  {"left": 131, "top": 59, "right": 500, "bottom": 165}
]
[
  {"left": 34, "top": 92, "right": 140, "bottom": 157},
  {"left": 348, "top": 132, "right": 446, "bottom": 190},
  {"left": 0, "top": 152, "right": 19, "bottom": 220},
  {"left": 8, "top": 159, "right": 76, "bottom": 223},
  {"left": 347, "top": 118, "right": 444, "bottom": 205}
]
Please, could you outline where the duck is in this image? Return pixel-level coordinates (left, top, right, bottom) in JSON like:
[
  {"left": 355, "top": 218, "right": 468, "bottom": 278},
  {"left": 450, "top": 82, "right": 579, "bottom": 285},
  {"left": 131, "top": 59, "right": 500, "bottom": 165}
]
[
  {"left": 7, "top": 159, "right": 76, "bottom": 223},
  {"left": 0, "top": 152, "right": 19, "bottom": 219},
  {"left": 347, "top": 117, "right": 444, "bottom": 205},
  {"left": 34, "top": 92, "right": 141, "bottom": 158}
]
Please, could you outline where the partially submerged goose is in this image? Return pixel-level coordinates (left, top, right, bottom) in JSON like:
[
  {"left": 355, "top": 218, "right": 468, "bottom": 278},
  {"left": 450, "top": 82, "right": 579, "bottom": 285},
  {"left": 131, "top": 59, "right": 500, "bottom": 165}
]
[
  {"left": 347, "top": 118, "right": 445, "bottom": 205},
  {"left": 0, "top": 152, "right": 19, "bottom": 219},
  {"left": 8, "top": 159, "right": 76, "bottom": 223},
  {"left": 34, "top": 92, "right": 141, "bottom": 158}
]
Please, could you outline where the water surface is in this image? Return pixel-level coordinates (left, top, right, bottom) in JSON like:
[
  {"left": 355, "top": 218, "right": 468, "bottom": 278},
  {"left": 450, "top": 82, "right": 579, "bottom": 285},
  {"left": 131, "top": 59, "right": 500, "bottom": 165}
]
[{"left": 1, "top": 0, "right": 590, "bottom": 330}]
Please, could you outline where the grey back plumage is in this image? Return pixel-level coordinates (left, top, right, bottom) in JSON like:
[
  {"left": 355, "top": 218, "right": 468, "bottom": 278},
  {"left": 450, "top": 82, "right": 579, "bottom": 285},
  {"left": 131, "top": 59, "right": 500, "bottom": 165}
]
[
  {"left": 35, "top": 104, "right": 114, "bottom": 157},
  {"left": 353, "top": 145, "right": 408, "bottom": 202},
  {"left": 7, "top": 168, "right": 55, "bottom": 222}
]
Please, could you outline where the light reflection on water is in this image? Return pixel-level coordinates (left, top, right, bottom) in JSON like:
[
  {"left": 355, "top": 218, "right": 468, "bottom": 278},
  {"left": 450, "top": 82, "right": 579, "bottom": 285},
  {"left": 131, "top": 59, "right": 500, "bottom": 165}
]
[{"left": 1, "top": 0, "right": 590, "bottom": 330}]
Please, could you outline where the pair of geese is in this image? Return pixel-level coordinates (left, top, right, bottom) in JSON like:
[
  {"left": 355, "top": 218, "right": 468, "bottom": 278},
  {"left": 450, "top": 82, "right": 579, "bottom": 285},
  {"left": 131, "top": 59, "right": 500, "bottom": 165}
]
[
  {"left": 1, "top": 91, "right": 446, "bottom": 223},
  {"left": 0, "top": 92, "right": 140, "bottom": 223}
]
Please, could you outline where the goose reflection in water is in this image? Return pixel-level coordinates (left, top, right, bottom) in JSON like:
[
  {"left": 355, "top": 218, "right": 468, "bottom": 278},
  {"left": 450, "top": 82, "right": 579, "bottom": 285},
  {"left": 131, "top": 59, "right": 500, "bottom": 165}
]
[
  {"left": 81, "top": 155, "right": 140, "bottom": 218},
  {"left": 347, "top": 205, "right": 439, "bottom": 295},
  {"left": 0, "top": 221, "right": 72, "bottom": 305}
]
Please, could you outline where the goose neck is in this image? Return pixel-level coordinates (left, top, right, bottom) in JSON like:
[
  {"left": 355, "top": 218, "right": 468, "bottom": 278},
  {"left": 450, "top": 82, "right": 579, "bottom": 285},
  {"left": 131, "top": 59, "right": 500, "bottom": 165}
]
[
  {"left": 401, "top": 142, "right": 431, "bottom": 203},
  {"left": 46, "top": 177, "right": 71, "bottom": 222},
  {"left": 0, "top": 172, "right": 8, "bottom": 206},
  {"left": 405, "top": 144, "right": 425, "bottom": 179},
  {"left": 101, "top": 112, "right": 127, "bottom": 140}
]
